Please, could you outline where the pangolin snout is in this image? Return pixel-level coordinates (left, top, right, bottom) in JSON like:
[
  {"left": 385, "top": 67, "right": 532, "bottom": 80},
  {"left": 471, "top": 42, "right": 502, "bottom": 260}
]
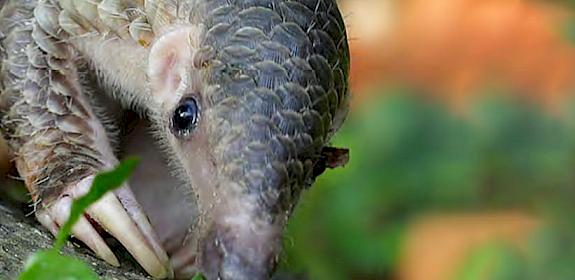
[{"left": 200, "top": 205, "right": 283, "bottom": 280}]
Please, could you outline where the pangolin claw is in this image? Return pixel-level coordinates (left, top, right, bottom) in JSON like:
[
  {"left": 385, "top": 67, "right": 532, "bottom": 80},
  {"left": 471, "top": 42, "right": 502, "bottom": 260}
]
[{"left": 36, "top": 176, "right": 173, "bottom": 279}]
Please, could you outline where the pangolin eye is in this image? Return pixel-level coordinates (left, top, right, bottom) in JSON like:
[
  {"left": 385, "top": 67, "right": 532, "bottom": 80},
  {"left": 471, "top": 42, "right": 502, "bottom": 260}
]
[{"left": 172, "top": 97, "right": 200, "bottom": 137}]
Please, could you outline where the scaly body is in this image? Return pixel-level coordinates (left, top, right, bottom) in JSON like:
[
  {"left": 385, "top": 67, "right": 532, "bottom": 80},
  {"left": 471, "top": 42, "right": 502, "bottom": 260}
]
[{"left": 0, "top": 0, "right": 349, "bottom": 279}]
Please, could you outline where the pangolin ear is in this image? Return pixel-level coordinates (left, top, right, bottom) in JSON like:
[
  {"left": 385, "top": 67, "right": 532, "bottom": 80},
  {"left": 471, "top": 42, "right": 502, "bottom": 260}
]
[
  {"left": 147, "top": 29, "right": 195, "bottom": 107},
  {"left": 310, "top": 147, "right": 350, "bottom": 184}
]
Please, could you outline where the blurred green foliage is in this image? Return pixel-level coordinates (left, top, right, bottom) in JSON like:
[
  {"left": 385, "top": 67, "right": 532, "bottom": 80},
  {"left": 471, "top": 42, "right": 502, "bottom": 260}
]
[
  {"left": 455, "top": 221, "right": 575, "bottom": 280},
  {"left": 282, "top": 88, "right": 575, "bottom": 279},
  {"left": 456, "top": 242, "right": 525, "bottom": 280},
  {"left": 556, "top": 0, "right": 575, "bottom": 43}
]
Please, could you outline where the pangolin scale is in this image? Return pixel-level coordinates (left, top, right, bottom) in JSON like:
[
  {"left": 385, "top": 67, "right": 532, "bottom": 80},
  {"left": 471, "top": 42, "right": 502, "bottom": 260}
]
[{"left": 0, "top": 0, "right": 350, "bottom": 279}]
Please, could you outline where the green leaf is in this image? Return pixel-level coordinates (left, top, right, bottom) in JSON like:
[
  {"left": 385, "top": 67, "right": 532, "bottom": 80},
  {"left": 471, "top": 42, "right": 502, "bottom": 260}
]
[
  {"left": 192, "top": 273, "right": 206, "bottom": 280},
  {"left": 18, "top": 250, "right": 99, "bottom": 280},
  {"left": 53, "top": 158, "right": 140, "bottom": 251}
]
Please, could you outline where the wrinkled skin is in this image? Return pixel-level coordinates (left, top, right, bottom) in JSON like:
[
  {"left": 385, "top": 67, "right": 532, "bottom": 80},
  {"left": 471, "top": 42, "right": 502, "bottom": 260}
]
[{"left": 0, "top": 0, "right": 349, "bottom": 279}]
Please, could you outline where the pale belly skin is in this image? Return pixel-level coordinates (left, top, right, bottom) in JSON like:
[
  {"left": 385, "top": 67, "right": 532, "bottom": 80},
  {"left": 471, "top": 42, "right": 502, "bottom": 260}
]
[{"left": 0, "top": 0, "right": 350, "bottom": 279}]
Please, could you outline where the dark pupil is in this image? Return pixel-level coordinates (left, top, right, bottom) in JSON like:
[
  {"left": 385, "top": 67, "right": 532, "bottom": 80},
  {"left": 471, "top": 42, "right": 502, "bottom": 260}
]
[{"left": 172, "top": 98, "right": 198, "bottom": 136}]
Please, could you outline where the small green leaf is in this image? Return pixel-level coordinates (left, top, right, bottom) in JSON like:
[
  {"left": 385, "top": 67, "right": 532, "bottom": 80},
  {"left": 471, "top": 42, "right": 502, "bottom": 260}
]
[
  {"left": 18, "top": 250, "right": 99, "bottom": 280},
  {"left": 54, "top": 158, "right": 140, "bottom": 251},
  {"left": 192, "top": 273, "right": 206, "bottom": 280}
]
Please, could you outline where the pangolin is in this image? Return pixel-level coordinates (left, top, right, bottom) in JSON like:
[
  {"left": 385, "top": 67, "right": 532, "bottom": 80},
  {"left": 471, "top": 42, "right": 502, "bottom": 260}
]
[{"left": 0, "top": 0, "right": 350, "bottom": 279}]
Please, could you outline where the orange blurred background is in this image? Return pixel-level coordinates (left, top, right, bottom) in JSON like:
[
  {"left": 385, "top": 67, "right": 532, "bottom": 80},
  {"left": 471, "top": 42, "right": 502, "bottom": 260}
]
[{"left": 345, "top": 0, "right": 575, "bottom": 108}]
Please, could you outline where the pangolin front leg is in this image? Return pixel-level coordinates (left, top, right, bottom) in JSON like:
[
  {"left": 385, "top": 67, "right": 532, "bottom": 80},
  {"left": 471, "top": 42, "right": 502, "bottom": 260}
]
[{"left": 0, "top": 0, "right": 171, "bottom": 278}]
